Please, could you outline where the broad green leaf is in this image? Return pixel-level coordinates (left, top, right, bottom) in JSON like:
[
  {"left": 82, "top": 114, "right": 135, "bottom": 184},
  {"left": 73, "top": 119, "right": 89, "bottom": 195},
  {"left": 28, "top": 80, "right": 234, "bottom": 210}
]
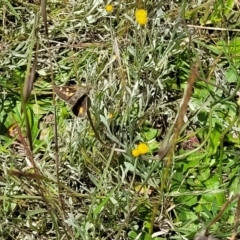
[
  {"left": 187, "top": 178, "right": 204, "bottom": 187},
  {"left": 128, "top": 231, "right": 138, "bottom": 239},
  {"left": 202, "top": 175, "right": 225, "bottom": 206},
  {"left": 182, "top": 153, "right": 206, "bottom": 172},
  {"left": 178, "top": 206, "right": 198, "bottom": 222},
  {"left": 142, "top": 128, "right": 158, "bottom": 141},
  {"left": 225, "top": 0, "right": 235, "bottom": 14},
  {"left": 225, "top": 68, "right": 238, "bottom": 83},
  {"left": 208, "top": 122, "right": 222, "bottom": 155},
  {"left": 171, "top": 172, "right": 188, "bottom": 190},
  {"left": 176, "top": 195, "right": 198, "bottom": 207},
  {"left": 198, "top": 168, "right": 210, "bottom": 182}
]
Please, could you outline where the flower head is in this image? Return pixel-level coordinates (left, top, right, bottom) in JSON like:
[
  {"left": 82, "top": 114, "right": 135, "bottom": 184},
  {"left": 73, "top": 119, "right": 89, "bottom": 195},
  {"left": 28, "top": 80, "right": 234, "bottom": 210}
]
[
  {"left": 135, "top": 9, "right": 148, "bottom": 25},
  {"left": 137, "top": 143, "right": 149, "bottom": 154},
  {"left": 132, "top": 143, "right": 149, "bottom": 157},
  {"left": 132, "top": 148, "right": 140, "bottom": 157},
  {"left": 108, "top": 113, "right": 114, "bottom": 119},
  {"left": 105, "top": 4, "right": 113, "bottom": 13}
]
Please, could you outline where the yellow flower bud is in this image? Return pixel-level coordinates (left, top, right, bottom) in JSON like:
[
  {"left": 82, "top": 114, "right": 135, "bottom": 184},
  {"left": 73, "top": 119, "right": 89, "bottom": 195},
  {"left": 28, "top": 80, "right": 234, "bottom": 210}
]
[
  {"left": 135, "top": 9, "right": 148, "bottom": 25},
  {"left": 132, "top": 148, "right": 140, "bottom": 157},
  {"left": 137, "top": 143, "right": 149, "bottom": 155},
  {"left": 105, "top": 4, "right": 113, "bottom": 13}
]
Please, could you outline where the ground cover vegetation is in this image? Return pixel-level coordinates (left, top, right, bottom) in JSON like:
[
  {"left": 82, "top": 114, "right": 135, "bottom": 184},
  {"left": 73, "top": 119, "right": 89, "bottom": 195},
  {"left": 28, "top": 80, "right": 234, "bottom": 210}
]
[{"left": 0, "top": 0, "right": 240, "bottom": 239}]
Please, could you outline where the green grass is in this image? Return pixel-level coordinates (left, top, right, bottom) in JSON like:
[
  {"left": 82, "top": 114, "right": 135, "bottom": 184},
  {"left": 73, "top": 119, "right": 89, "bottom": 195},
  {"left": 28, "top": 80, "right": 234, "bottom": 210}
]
[{"left": 1, "top": 0, "right": 240, "bottom": 239}]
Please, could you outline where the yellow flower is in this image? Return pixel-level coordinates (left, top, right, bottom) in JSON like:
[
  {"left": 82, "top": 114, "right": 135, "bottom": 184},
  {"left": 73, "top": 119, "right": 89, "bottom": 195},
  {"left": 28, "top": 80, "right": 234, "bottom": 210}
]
[
  {"left": 137, "top": 143, "right": 149, "bottom": 155},
  {"left": 135, "top": 9, "right": 148, "bottom": 25},
  {"left": 105, "top": 4, "right": 113, "bottom": 13},
  {"left": 108, "top": 113, "right": 113, "bottom": 119},
  {"left": 132, "top": 149, "right": 140, "bottom": 157}
]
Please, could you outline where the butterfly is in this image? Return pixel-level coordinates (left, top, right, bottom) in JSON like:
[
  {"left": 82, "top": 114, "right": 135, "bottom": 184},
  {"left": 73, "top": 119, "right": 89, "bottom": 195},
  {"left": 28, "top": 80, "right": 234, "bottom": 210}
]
[{"left": 53, "top": 85, "right": 90, "bottom": 117}]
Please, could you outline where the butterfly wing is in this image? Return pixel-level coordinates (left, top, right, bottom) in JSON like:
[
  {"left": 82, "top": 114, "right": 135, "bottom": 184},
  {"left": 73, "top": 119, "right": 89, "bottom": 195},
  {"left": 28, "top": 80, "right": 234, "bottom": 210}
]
[
  {"left": 53, "top": 86, "right": 77, "bottom": 101},
  {"left": 53, "top": 85, "right": 90, "bottom": 118},
  {"left": 67, "top": 86, "right": 89, "bottom": 106},
  {"left": 71, "top": 94, "right": 89, "bottom": 117}
]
